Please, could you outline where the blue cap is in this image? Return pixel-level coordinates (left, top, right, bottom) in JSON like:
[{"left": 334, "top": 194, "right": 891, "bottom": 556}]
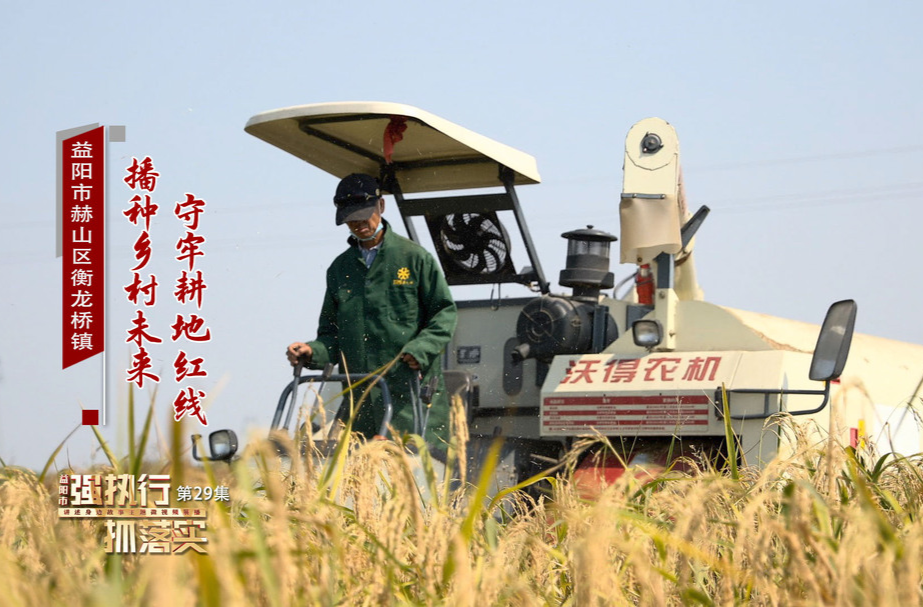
[{"left": 333, "top": 173, "right": 381, "bottom": 225}]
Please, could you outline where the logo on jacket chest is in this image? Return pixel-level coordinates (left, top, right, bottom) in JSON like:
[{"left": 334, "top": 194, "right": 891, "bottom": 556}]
[{"left": 393, "top": 267, "right": 414, "bottom": 286}]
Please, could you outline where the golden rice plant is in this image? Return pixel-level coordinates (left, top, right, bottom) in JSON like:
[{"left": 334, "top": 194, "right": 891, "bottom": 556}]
[{"left": 2, "top": 386, "right": 923, "bottom": 605}]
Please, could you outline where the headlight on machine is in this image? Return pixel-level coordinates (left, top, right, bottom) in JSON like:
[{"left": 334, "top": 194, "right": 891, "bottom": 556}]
[{"left": 632, "top": 319, "right": 663, "bottom": 349}]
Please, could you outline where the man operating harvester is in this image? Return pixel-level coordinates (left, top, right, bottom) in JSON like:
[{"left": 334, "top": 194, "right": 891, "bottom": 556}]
[{"left": 286, "top": 173, "right": 457, "bottom": 447}]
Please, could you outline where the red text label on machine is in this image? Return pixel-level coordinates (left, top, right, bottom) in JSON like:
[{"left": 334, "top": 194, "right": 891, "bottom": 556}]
[
  {"left": 543, "top": 394, "right": 712, "bottom": 434},
  {"left": 557, "top": 353, "right": 737, "bottom": 387},
  {"left": 542, "top": 353, "right": 743, "bottom": 436}
]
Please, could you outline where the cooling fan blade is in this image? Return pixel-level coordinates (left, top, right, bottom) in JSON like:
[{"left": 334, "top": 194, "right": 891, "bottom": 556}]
[{"left": 439, "top": 213, "right": 511, "bottom": 275}]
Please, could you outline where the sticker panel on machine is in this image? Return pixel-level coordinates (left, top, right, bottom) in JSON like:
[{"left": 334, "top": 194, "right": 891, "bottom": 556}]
[
  {"left": 456, "top": 346, "right": 481, "bottom": 364},
  {"left": 542, "top": 393, "right": 712, "bottom": 435}
]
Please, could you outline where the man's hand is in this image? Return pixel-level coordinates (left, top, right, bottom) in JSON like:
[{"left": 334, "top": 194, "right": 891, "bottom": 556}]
[
  {"left": 287, "top": 342, "right": 313, "bottom": 366},
  {"left": 401, "top": 353, "right": 420, "bottom": 370}
]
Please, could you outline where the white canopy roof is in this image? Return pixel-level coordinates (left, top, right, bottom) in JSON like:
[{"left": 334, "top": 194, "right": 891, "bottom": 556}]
[{"left": 244, "top": 101, "right": 540, "bottom": 194}]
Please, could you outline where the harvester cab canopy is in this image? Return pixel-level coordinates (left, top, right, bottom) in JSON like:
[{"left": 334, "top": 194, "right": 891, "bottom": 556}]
[{"left": 245, "top": 102, "right": 549, "bottom": 292}]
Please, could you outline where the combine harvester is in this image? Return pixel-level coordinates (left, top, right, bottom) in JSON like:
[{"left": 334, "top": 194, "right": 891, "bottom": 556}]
[{"left": 194, "top": 102, "right": 923, "bottom": 489}]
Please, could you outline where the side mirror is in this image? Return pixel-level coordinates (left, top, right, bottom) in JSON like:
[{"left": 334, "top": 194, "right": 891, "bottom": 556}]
[
  {"left": 809, "top": 299, "right": 857, "bottom": 381},
  {"left": 721, "top": 299, "right": 858, "bottom": 420},
  {"left": 191, "top": 430, "right": 239, "bottom": 462}
]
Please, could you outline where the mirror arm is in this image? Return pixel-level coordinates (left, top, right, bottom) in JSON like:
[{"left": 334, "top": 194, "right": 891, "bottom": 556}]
[
  {"left": 715, "top": 381, "right": 831, "bottom": 420},
  {"left": 191, "top": 433, "right": 209, "bottom": 462},
  {"left": 786, "top": 381, "right": 832, "bottom": 417}
]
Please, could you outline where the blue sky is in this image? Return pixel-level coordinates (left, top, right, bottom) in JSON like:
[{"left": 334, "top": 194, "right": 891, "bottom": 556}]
[{"left": 2, "top": 2, "right": 922, "bottom": 469}]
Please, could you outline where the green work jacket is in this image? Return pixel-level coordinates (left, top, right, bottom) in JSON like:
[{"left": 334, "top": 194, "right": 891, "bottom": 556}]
[{"left": 307, "top": 221, "right": 457, "bottom": 445}]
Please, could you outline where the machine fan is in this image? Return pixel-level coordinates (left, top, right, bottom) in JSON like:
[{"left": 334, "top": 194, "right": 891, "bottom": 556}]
[
  {"left": 440, "top": 213, "right": 510, "bottom": 274},
  {"left": 427, "top": 211, "right": 516, "bottom": 284}
]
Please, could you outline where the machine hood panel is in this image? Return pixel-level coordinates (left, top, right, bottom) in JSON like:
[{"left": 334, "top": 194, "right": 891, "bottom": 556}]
[{"left": 540, "top": 351, "right": 809, "bottom": 437}]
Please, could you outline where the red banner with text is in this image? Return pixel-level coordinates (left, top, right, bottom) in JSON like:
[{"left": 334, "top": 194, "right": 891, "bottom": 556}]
[{"left": 62, "top": 126, "right": 105, "bottom": 369}]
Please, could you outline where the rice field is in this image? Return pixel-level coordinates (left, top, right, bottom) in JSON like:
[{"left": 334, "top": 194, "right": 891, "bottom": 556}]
[{"left": 3, "top": 400, "right": 923, "bottom": 606}]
